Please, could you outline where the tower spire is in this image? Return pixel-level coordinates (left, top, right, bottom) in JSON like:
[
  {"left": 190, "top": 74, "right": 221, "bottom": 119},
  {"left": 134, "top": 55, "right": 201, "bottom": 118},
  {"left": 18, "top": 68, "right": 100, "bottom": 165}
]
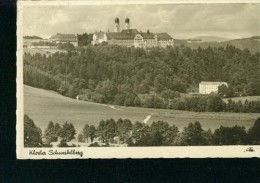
[
  {"left": 125, "top": 17, "right": 130, "bottom": 30},
  {"left": 114, "top": 18, "right": 120, "bottom": 32}
]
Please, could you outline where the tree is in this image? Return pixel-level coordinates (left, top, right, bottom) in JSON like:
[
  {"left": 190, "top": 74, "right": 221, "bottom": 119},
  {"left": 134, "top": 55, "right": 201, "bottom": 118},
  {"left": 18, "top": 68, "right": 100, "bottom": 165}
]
[
  {"left": 245, "top": 81, "right": 259, "bottom": 96},
  {"left": 248, "top": 118, "right": 260, "bottom": 144},
  {"left": 44, "top": 121, "right": 56, "bottom": 142},
  {"left": 154, "top": 74, "right": 165, "bottom": 93},
  {"left": 105, "top": 119, "right": 117, "bottom": 143},
  {"left": 57, "top": 42, "right": 75, "bottom": 51},
  {"left": 89, "top": 125, "right": 96, "bottom": 143},
  {"left": 143, "top": 95, "right": 164, "bottom": 108},
  {"left": 82, "top": 124, "right": 90, "bottom": 142},
  {"left": 59, "top": 122, "right": 76, "bottom": 142},
  {"left": 181, "top": 121, "right": 209, "bottom": 145},
  {"left": 116, "top": 118, "right": 132, "bottom": 143},
  {"left": 173, "top": 133, "right": 188, "bottom": 146},
  {"left": 150, "top": 121, "right": 178, "bottom": 145},
  {"left": 124, "top": 93, "right": 137, "bottom": 106},
  {"left": 134, "top": 131, "right": 164, "bottom": 146},
  {"left": 218, "top": 84, "right": 234, "bottom": 98},
  {"left": 114, "top": 93, "right": 125, "bottom": 106},
  {"left": 77, "top": 33, "right": 93, "bottom": 46},
  {"left": 134, "top": 97, "right": 141, "bottom": 107},
  {"left": 161, "top": 89, "right": 180, "bottom": 99},
  {"left": 77, "top": 133, "right": 84, "bottom": 142},
  {"left": 131, "top": 121, "right": 149, "bottom": 142},
  {"left": 97, "top": 119, "right": 117, "bottom": 143},
  {"left": 54, "top": 123, "right": 62, "bottom": 139},
  {"left": 24, "top": 115, "right": 43, "bottom": 147},
  {"left": 212, "top": 125, "right": 248, "bottom": 145},
  {"left": 164, "top": 125, "right": 179, "bottom": 145},
  {"left": 97, "top": 120, "right": 106, "bottom": 143},
  {"left": 206, "top": 94, "right": 224, "bottom": 112},
  {"left": 95, "top": 80, "right": 117, "bottom": 102}
]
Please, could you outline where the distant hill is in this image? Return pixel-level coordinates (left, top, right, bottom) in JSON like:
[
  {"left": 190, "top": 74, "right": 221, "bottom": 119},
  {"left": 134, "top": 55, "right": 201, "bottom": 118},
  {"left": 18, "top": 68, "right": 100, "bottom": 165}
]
[
  {"left": 189, "top": 36, "right": 230, "bottom": 42},
  {"left": 175, "top": 37, "right": 260, "bottom": 54},
  {"left": 23, "top": 36, "right": 43, "bottom": 39}
]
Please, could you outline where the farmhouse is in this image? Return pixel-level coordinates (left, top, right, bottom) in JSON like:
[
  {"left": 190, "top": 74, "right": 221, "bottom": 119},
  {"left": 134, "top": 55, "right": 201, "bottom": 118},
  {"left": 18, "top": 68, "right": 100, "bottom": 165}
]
[
  {"left": 92, "top": 18, "right": 174, "bottom": 48},
  {"left": 199, "top": 81, "right": 228, "bottom": 94}
]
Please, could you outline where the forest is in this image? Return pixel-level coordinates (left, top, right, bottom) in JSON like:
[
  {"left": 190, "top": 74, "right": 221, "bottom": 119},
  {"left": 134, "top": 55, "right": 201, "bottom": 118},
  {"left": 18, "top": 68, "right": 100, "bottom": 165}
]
[
  {"left": 23, "top": 44, "right": 260, "bottom": 112},
  {"left": 24, "top": 114, "right": 260, "bottom": 147}
]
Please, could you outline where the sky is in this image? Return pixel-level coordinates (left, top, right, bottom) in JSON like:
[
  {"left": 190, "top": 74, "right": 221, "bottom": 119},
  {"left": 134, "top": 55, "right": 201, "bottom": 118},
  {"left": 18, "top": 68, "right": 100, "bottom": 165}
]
[{"left": 23, "top": 3, "right": 260, "bottom": 39}]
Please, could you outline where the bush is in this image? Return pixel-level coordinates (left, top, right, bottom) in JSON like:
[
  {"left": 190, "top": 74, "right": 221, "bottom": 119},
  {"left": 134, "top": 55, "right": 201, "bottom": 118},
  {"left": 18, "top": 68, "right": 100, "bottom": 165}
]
[
  {"left": 89, "top": 142, "right": 100, "bottom": 147},
  {"left": 58, "top": 140, "right": 69, "bottom": 147}
]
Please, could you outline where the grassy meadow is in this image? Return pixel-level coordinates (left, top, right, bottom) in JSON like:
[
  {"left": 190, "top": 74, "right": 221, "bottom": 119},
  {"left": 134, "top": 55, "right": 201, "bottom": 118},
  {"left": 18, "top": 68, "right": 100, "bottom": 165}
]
[{"left": 24, "top": 85, "right": 260, "bottom": 135}]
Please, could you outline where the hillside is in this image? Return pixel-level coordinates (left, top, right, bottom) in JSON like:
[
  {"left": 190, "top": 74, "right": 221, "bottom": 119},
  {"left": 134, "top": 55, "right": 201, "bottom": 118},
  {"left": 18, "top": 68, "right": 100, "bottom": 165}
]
[
  {"left": 189, "top": 36, "right": 230, "bottom": 42},
  {"left": 176, "top": 37, "right": 260, "bottom": 53}
]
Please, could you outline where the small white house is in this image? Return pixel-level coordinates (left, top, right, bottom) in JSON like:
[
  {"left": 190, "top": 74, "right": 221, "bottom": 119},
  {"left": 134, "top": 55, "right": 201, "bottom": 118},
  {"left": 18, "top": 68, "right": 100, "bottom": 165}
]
[{"left": 199, "top": 81, "right": 228, "bottom": 94}]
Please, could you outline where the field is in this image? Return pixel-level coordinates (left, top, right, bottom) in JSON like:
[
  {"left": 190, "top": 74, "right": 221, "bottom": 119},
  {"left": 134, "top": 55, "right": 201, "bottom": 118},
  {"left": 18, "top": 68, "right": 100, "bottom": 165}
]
[{"left": 24, "top": 85, "right": 260, "bottom": 134}]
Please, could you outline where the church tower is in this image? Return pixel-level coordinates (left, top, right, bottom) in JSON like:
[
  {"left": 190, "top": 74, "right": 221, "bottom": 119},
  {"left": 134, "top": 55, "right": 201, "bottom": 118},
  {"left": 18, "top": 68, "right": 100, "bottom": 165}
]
[
  {"left": 125, "top": 18, "right": 130, "bottom": 30},
  {"left": 114, "top": 18, "right": 120, "bottom": 32}
]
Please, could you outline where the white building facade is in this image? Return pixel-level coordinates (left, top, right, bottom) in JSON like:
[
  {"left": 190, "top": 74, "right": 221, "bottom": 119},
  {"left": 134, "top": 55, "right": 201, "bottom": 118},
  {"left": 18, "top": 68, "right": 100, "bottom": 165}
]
[{"left": 199, "top": 82, "right": 228, "bottom": 94}]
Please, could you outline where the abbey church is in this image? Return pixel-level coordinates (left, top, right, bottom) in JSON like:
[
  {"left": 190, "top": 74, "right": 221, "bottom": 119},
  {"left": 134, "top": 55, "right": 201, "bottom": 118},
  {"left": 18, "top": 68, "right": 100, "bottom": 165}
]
[{"left": 91, "top": 18, "right": 174, "bottom": 48}]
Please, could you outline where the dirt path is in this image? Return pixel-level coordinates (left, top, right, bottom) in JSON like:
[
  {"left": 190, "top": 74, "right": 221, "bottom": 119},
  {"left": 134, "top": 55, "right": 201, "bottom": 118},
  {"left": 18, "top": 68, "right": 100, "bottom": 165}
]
[{"left": 143, "top": 114, "right": 152, "bottom": 124}]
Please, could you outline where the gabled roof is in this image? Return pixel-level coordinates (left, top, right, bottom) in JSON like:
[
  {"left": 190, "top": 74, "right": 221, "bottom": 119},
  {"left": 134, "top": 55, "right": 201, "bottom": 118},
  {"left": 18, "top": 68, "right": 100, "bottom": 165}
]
[
  {"left": 140, "top": 33, "right": 155, "bottom": 39},
  {"left": 121, "top": 29, "right": 139, "bottom": 34},
  {"left": 106, "top": 32, "right": 136, "bottom": 40}
]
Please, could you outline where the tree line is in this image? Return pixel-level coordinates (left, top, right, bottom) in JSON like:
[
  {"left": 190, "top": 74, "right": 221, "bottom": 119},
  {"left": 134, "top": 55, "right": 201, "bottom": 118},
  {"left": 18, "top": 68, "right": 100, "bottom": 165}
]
[
  {"left": 24, "top": 114, "right": 260, "bottom": 147},
  {"left": 24, "top": 44, "right": 260, "bottom": 112},
  {"left": 24, "top": 115, "right": 76, "bottom": 147}
]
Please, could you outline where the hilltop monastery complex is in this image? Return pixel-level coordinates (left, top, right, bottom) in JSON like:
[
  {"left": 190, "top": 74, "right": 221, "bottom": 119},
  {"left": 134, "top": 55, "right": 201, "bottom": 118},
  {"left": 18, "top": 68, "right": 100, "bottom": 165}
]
[{"left": 91, "top": 18, "right": 174, "bottom": 48}]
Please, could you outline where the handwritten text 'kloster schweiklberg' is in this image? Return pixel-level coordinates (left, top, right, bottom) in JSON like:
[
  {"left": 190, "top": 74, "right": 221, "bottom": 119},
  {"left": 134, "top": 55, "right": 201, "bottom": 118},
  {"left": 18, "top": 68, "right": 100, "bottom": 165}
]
[{"left": 29, "top": 149, "right": 83, "bottom": 157}]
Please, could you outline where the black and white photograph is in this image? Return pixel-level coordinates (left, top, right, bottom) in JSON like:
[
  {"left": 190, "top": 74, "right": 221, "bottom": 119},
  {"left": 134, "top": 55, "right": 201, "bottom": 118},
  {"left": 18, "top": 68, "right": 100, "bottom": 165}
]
[{"left": 16, "top": 1, "right": 260, "bottom": 159}]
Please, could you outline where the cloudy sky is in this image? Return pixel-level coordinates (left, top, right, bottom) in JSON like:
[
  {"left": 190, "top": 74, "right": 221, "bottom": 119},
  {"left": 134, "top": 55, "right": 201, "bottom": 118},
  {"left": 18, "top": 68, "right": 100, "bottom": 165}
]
[{"left": 23, "top": 3, "right": 260, "bottom": 39}]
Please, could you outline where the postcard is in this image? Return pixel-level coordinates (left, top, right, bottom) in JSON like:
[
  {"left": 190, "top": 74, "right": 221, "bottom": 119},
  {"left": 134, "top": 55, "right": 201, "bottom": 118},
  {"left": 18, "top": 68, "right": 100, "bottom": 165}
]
[{"left": 17, "top": 0, "right": 260, "bottom": 159}]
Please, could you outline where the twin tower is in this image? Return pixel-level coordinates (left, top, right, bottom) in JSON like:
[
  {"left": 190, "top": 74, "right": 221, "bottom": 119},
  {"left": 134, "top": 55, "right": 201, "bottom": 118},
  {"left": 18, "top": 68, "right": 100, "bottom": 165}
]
[{"left": 114, "top": 18, "right": 130, "bottom": 32}]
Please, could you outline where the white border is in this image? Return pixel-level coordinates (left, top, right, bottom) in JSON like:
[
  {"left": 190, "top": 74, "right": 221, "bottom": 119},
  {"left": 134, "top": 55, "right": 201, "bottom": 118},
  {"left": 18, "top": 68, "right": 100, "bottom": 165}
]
[{"left": 17, "top": 0, "right": 260, "bottom": 159}]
